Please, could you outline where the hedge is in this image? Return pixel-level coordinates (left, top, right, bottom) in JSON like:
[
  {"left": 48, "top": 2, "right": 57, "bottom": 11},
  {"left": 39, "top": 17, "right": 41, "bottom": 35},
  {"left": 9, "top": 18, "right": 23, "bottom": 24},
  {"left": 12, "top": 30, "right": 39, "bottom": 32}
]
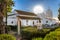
[
  {"left": 21, "top": 27, "right": 51, "bottom": 40},
  {"left": 0, "top": 34, "right": 16, "bottom": 40},
  {"left": 44, "top": 30, "right": 60, "bottom": 40},
  {"left": 32, "top": 37, "right": 43, "bottom": 40}
]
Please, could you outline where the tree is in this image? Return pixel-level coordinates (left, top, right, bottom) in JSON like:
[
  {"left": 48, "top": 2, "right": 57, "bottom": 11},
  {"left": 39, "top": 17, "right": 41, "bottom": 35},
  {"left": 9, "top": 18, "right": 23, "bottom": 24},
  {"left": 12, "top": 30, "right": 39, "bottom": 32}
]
[
  {"left": 0, "top": 0, "right": 14, "bottom": 34},
  {"left": 58, "top": 8, "right": 60, "bottom": 21}
]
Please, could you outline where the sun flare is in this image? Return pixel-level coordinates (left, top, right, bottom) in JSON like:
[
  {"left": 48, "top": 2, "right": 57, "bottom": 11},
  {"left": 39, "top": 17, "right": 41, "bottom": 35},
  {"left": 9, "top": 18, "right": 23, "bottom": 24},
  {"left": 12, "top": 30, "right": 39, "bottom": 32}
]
[{"left": 33, "top": 5, "right": 44, "bottom": 14}]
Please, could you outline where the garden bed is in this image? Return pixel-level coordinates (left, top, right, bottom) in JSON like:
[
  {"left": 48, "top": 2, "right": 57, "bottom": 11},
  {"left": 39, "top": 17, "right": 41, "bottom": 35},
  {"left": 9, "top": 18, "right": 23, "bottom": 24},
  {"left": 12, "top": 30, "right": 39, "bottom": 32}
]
[{"left": 21, "top": 27, "right": 51, "bottom": 40}]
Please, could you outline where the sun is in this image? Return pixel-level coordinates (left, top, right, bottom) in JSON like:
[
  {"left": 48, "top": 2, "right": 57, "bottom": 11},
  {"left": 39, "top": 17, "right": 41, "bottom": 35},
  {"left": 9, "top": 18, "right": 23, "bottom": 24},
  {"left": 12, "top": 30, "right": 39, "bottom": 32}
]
[{"left": 33, "top": 5, "right": 44, "bottom": 14}]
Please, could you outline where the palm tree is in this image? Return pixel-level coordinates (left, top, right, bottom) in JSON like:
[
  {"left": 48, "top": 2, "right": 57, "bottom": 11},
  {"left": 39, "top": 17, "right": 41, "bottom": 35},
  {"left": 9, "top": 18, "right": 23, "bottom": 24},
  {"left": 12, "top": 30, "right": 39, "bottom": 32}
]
[{"left": 0, "top": 0, "right": 14, "bottom": 34}]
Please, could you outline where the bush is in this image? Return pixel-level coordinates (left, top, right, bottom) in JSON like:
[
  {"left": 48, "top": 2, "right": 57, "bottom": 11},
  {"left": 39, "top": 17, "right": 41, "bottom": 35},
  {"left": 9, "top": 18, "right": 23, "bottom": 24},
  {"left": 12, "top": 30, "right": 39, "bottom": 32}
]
[
  {"left": 44, "top": 31, "right": 60, "bottom": 40},
  {"left": 5, "top": 26, "right": 11, "bottom": 33},
  {"left": 7, "top": 25, "right": 17, "bottom": 31},
  {"left": 44, "top": 32, "right": 56, "bottom": 40},
  {"left": 21, "top": 27, "right": 51, "bottom": 40},
  {"left": 32, "top": 37, "right": 43, "bottom": 40},
  {"left": 0, "top": 34, "right": 16, "bottom": 40},
  {"left": 21, "top": 27, "right": 60, "bottom": 40}
]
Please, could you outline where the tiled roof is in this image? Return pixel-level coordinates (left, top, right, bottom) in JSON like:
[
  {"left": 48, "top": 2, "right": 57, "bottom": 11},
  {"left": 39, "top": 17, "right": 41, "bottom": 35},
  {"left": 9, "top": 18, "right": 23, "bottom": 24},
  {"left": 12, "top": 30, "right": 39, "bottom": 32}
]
[
  {"left": 15, "top": 10, "right": 37, "bottom": 16},
  {"left": 8, "top": 14, "right": 16, "bottom": 16},
  {"left": 17, "top": 16, "right": 40, "bottom": 20},
  {"left": 7, "top": 10, "right": 40, "bottom": 20}
]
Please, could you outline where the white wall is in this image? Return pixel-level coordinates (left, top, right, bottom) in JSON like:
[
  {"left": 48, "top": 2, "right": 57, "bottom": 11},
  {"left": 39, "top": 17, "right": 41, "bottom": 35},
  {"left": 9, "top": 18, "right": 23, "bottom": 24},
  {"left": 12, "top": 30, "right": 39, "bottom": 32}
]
[
  {"left": 21, "top": 19, "right": 39, "bottom": 26},
  {"left": 7, "top": 18, "right": 17, "bottom": 25},
  {"left": 6, "top": 17, "right": 39, "bottom": 26},
  {"left": 41, "top": 18, "right": 54, "bottom": 25}
]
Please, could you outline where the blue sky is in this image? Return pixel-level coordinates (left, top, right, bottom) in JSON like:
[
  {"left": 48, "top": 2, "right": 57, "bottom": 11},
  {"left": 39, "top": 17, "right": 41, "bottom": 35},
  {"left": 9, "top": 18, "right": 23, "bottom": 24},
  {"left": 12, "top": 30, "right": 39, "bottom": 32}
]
[{"left": 13, "top": 0, "right": 60, "bottom": 18}]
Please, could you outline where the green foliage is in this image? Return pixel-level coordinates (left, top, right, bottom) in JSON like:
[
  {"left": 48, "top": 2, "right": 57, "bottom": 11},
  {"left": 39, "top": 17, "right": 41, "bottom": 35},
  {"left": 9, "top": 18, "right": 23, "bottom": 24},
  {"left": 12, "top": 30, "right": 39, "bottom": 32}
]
[
  {"left": 32, "top": 37, "right": 43, "bottom": 40},
  {"left": 44, "top": 27, "right": 60, "bottom": 40},
  {"left": 9, "top": 25, "right": 17, "bottom": 31},
  {"left": 22, "top": 27, "right": 50, "bottom": 33},
  {"left": 32, "top": 27, "right": 60, "bottom": 40},
  {"left": 0, "top": 34, "right": 16, "bottom": 40},
  {"left": 0, "top": 0, "right": 14, "bottom": 34},
  {"left": 44, "top": 32, "right": 56, "bottom": 40},
  {"left": 7, "top": 26, "right": 11, "bottom": 31},
  {"left": 5, "top": 26, "right": 11, "bottom": 33},
  {"left": 21, "top": 27, "right": 51, "bottom": 40},
  {"left": 0, "top": 0, "right": 14, "bottom": 16},
  {"left": 21, "top": 27, "right": 59, "bottom": 40},
  {"left": 58, "top": 8, "right": 60, "bottom": 20},
  {"left": 6, "top": 0, "right": 14, "bottom": 12}
]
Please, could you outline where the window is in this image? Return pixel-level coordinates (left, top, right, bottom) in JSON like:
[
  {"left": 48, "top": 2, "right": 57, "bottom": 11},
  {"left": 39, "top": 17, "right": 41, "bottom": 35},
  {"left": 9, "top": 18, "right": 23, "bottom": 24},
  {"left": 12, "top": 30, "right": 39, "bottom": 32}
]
[
  {"left": 46, "top": 21, "right": 48, "bottom": 23},
  {"left": 11, "top": 21, "right": 13, "bottom": 24}
]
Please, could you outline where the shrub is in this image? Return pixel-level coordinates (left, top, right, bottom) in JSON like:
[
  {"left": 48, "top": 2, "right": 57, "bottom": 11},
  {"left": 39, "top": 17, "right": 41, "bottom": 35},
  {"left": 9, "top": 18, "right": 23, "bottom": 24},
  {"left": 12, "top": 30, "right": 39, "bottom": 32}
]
[
  {"left": 0, "top": 34, "right": 16, "bottom": 40},
  {"left": 21, "top": 27, "right": 51, "bottom": 40},
  {"left": 5, "top": 26, "right": 11, "bottom": 33},
  {"left": 32, "top": 37, "right": 43, "bottom": 40},
  {"left": 21, "top": 27, "right": 60, "bottom": 40},
  {"left": 44, "top": 32, "right": 56, "bottom": 40},
  {"left": 44, "top": 31, "right": 60, "bottom": 40},
  {"left": 7, "top": 25, "right": 17, "bottom": 31}
]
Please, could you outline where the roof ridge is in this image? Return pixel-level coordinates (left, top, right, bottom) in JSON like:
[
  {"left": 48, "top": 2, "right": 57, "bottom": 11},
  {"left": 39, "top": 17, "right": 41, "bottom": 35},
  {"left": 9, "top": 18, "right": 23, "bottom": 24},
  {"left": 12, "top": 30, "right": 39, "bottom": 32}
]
[{"left": 15, "top": 10, "right": 37, "bottom": 16}]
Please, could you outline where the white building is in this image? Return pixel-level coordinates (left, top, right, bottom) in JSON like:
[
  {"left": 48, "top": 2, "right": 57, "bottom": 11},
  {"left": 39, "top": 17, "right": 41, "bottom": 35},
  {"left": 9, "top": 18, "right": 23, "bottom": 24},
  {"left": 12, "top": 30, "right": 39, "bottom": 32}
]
[
  {"left": 37, "top": 8, "right": 58, "bottom": 25},
  {"left": 46, "top": 8, "right": 53, "bottom": 18},
  {"left": 4, "top": 10, "right": 40, "bottom": 26}
]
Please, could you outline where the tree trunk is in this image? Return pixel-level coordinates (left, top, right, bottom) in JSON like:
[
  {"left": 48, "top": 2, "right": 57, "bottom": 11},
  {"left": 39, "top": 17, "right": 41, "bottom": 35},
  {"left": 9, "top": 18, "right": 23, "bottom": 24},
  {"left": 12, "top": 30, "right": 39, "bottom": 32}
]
[
  {"left": 0, "top": 12, "right": 5, "bottom": 34},
  {"left": 0, "top": 3, "right": 5, "bottom": 34}
]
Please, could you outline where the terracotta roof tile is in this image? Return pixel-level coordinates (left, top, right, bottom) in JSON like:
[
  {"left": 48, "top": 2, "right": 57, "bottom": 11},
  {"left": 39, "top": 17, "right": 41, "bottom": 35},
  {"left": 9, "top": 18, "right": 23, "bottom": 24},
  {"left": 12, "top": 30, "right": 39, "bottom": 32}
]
[
  {"left": 17, "top": 16, "right": 40, "bottom": 20},
  {"left": 15, "top": 10, "right": 37, "bottom": 16}
]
